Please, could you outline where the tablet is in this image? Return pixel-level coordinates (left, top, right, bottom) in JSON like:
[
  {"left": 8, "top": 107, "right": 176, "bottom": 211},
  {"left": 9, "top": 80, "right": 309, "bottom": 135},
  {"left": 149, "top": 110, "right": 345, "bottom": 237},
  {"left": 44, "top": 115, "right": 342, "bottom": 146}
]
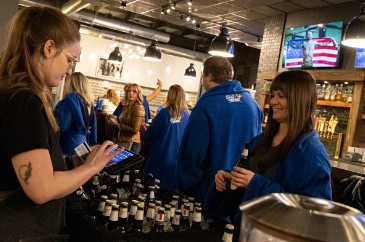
[{"left": 103, "top": 146, "right": 144, "bottom": 174}]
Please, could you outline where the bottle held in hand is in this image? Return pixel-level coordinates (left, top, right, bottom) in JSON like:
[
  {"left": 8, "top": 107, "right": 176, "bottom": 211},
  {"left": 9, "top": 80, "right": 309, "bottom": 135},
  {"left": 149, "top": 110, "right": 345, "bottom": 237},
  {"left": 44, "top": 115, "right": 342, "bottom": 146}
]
[{"left": 230, "top": 143, "right": 250, "bottom": 190}]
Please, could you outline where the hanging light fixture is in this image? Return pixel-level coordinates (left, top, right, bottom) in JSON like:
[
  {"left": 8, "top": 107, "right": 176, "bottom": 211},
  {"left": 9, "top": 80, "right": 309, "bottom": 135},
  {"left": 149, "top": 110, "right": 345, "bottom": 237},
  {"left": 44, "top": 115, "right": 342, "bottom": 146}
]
[
  {"left": 342, "top": 3, "right": 365, "bottom": 48},
  {"left": 184, "top": 63, "right": 196, "bottom": 78},
  {"left": 143, "top": 40, "right": 161, "bottom": 62},
  {"left": 108, "top": 46, "right": 123, "bottom": 63},
  {"left": 208, "top": 26, "right": 234, "bottom": 57}
]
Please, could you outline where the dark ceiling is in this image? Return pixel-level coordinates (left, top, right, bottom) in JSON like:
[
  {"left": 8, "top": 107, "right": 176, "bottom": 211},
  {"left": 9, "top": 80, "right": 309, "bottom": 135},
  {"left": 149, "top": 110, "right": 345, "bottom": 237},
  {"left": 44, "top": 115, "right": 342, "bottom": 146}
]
[{"left": 19, "top": 0, "right": 357, "bottom": 52}]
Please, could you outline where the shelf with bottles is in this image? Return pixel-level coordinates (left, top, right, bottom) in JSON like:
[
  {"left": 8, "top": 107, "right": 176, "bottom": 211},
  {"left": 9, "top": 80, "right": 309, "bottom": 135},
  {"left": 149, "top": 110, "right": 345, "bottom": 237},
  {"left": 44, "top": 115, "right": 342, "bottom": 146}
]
[{"left": 316, "top": 82, "right": 353, "bottom": 108}]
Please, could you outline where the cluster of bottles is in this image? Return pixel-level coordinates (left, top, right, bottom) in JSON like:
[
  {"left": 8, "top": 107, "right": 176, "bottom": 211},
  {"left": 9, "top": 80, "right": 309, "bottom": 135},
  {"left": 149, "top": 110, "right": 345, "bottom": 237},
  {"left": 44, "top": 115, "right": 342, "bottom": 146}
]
[
  {"left": 317, "top": 83, "right": 353, "bottom": 103},
  {"left": 76, "top": 169, "right": 220, "bottom": 235},
  {"left": 314, "top": 114, "right": 339, "bottom": 139}
]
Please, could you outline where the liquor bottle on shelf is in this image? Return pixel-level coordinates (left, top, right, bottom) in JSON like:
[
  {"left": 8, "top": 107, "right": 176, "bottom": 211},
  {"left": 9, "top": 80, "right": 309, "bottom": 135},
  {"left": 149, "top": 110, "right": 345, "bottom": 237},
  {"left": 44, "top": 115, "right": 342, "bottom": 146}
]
[
  {"left": 330, "top": 84, "right": 337, "bottom": 101},
  {"left": 130, "top": 204, "right": 144, "bottom": 233},
  {"left": 118, "top": 201, "right": 129, "bottom": 233},
  {"left": 153, "top": 207, "right": 166, "bottom": 233},
  {"left": 171, "top": 209, "right": 181, "bottom": 232},
  {"left": 230, "top": 143, "right": 250, "bottom": 190},
  {"left": 324, "top": 84, "right": 331, "bottom": 101},
  {"left": 180, "top": 202, "right": 190, "bottom": 231},
  {"left": 335, "top": 84, "right": 343, "bottom": 102},
  {"left": 347, "top": 85, "right": 353, "bottom": 103},
  {"left": 190, "top": 207, "right": 203, "bottom": 231},
  {"left": 221, "top": 224, "right": 234, "bottom": 242},
  {"left": 107, "top": 204, "right": 119, "bottom": 231}
]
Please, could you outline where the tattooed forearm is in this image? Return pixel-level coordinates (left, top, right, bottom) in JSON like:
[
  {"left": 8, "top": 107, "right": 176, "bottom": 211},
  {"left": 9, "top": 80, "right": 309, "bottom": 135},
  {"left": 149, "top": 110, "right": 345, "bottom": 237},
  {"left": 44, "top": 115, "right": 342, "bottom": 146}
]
[{"left": 19, "top": 162, "right": 32, "bottom": 185}]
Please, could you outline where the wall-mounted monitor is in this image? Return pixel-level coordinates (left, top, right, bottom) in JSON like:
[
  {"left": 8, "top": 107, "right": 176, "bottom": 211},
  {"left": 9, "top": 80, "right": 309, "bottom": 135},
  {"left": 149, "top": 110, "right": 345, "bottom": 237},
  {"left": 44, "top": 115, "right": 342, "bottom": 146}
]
[
  {"left": 355, "top": 48, "right": 365, "bottom": 68},
  {"left": 282, "top": 21, "right": 343, "bottom": 69}
]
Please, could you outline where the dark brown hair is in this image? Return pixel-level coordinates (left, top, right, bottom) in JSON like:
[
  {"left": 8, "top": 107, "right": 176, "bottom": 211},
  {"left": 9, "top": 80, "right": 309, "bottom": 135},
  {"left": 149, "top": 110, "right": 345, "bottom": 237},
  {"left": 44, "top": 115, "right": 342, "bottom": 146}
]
[
  {"left": 203, "top": 56, "right": 233, "bottom": 84},
  {"left": 258, "top": 70, "right": 317, "bottom": 159}
]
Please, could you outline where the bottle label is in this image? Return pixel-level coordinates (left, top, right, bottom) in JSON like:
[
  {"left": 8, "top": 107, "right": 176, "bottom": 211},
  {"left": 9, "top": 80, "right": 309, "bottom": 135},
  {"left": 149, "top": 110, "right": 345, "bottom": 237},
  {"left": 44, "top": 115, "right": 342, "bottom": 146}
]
[
  {"left": 193, "top": 212, "right": 201, "bottom": 222},
  {"left": 155, "top": 213, "right": 164, "bottom": 222},
  {"left": 222, "top": 233, "right": 233, "bottom": 241},
  {"left": 130, "top": 205, "right": 137, "bottom": 216},
  {"left": 172, "top": 214, "right": 181, "bottom": 225},
  {"left": 109, "top": 210, "right": 119, "bottom": 221},
  {"left": 103, "top": 206, "right": 112, "bottom": 216},
  {"left": 98, "top": 201, "right": 105, "bottom": 212},
  {"left": 119, "top": 208, "right": 128, "bottom": 218},
  {"left": 135, "top": 210, "right": 144, "bottom": 220},
  {"left": 147, "top": 208, "right": 155, "bottom": 219}
]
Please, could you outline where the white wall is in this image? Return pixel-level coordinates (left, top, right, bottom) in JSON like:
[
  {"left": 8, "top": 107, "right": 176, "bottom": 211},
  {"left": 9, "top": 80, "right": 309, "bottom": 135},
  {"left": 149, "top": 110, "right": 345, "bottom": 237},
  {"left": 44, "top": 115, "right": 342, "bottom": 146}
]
[{"left": 75, "top": 34, "right": 203, "bottom": 93}]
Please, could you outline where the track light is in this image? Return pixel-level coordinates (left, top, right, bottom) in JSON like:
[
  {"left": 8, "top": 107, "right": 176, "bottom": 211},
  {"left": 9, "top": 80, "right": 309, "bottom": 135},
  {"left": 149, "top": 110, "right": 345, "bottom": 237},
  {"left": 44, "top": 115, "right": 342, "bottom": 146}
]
[
  {"left": 342, "top": 3, "right": 365, "bottom": 47},
  {"left": 171, "top": 3, "right": 176, "bottom": 10},
  {"left": 188, "top": 0, "right": 192, "bottom": 6},
  {"left": 143, "top": 40, "right": 161, "bottom": 62},
  {"left": 208, "top": 26, "right": 234, "bottom": 58}
]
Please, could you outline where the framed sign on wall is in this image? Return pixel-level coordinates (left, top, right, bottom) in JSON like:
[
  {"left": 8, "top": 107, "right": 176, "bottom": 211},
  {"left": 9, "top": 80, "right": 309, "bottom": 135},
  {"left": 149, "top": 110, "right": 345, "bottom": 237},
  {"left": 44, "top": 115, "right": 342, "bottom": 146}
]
[{"left": 95, "top": 57, "right": 125, "bottom": 81}]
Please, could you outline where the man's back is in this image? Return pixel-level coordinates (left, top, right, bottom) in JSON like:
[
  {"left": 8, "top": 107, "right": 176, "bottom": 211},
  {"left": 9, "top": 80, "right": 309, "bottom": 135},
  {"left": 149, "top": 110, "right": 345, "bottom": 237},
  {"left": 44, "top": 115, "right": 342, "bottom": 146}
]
[{"left": 176, "top": 80, "right": 263, "bottom": 202}]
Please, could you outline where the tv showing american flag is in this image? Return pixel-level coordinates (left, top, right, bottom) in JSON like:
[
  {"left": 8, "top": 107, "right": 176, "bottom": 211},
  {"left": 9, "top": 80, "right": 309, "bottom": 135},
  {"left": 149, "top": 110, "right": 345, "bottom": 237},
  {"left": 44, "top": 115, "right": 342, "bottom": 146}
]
[
  {"left": 282, "top": 21, "right": 343, "bottom": 68},
  {"left": 355, "top": 48, "right": 365, "bottom": 68}
]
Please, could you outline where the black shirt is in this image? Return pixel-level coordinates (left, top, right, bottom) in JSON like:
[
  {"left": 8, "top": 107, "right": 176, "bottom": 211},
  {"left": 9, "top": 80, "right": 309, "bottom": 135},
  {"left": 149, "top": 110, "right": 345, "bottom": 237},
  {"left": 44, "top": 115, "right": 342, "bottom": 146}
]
[{"left": 0, "top": 89, "right": 66, "bottom": 240}]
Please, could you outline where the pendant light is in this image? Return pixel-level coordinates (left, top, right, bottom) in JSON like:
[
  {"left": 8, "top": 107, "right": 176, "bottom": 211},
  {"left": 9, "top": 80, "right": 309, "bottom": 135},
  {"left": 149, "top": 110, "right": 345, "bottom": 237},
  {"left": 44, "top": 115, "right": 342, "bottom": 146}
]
[
  {"left": 143, "top": 40, "right": 162, "bottom": 62},
  {"left": 342, "top": 3, "right": 365, "bottom": 48},
  {"left": 209, "top": 26, "right": 234, "bottom": 57},
  {"left": 184, "top": 63, "right": 196, "bottom": 78},
  {"left": 108, "top": 46, "right": 123, "bottom": 63}
]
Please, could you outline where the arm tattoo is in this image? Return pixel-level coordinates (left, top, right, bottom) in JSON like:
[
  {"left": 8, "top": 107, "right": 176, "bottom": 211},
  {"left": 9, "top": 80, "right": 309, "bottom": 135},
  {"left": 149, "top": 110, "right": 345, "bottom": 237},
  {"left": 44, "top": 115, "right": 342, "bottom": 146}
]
[{"left": 19, "top": 162, "right": 32, "bottom": 185}]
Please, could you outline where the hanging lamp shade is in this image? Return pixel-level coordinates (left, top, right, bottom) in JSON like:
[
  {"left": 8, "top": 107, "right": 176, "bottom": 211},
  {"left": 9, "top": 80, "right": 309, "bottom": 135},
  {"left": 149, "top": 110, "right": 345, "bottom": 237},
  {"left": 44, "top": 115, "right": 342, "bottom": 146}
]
[
  {"left": 342, "top": 3, "right": 365, "bottom": 48},
  {"left": 208, "top": 26, "right": 234, "bottom": 57},
  {"left": 184, "top": 63, "right": 196, "bottom": 78},
  {"left": 108, "top": 47, "right": 123, "bottom": 63},
  {"left": 143, "top": 41, "right": 161, "bottom": 62}
]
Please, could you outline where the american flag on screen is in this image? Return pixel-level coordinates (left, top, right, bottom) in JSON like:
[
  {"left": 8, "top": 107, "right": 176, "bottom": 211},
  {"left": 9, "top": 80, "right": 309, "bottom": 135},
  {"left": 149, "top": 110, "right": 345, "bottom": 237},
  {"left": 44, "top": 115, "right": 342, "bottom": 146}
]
[{"left": 285, "top": 37, "right": 338, "bottom": 68}]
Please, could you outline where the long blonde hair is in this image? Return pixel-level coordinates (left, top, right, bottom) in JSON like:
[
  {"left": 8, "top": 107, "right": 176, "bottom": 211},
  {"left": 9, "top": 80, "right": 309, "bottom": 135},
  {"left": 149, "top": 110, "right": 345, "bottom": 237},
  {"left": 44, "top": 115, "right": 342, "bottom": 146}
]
[
  {"left": 63, "top": 72, "right": 94, "bottom": 114},
  {"left": 122, "top": 83, "right": 143, "bottom": 105},
  {"left": 0, "top": 7, "right": 80, "bottom": 131},
  {"left": 106, "top": 89, "right": 120, "bottom": 106},
  {"left": 166, "top": 85, "right": 188, "bottom": 119}
]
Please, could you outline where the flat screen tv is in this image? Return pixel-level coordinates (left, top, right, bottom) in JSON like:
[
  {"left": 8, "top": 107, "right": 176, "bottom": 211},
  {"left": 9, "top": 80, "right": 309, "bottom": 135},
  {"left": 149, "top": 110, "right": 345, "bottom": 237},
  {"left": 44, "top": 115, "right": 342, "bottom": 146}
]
[
  {"left": 355, "top": 48, "right": 365, "bottom": 68},
  {"left": 282, "top": 21, "right": 343, "bottom": 68}
]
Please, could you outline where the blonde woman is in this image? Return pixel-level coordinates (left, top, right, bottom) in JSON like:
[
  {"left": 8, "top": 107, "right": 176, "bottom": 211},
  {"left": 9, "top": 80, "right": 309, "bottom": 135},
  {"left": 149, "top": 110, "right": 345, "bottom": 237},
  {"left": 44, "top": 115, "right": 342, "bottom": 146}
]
[
  {"left": 55, "top": 72, "right": 97, "bottom": 155},
  {"left": 118, "top": 83, "right": 145, "bottom": 153},
  {"left": 141, "top": 85, "right": 190, "bottom": 191},
  {"left": 102, "top": 88, "right": 120, "bottom": 114}
]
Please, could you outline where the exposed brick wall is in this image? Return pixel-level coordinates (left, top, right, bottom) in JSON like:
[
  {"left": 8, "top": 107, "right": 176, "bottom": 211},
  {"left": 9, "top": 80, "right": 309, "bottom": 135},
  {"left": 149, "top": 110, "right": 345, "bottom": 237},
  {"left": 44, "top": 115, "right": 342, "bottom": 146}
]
[
  {"left": 87, "top": 76, "right": 198, "bottom": 110},
  {"left": 255, "top": 14, "right": 286, "bottom": 100}
]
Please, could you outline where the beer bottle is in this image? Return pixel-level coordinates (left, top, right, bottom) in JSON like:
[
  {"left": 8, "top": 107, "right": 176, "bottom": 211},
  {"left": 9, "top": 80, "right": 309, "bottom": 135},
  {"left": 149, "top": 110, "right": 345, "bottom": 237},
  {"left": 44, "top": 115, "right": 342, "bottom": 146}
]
[
  {"left": 97, "top": 195, "right": 108, "bottom": 223},
  {"left": 171, "top": 194, "right": 180, "bottom": 208},
  {"left": 118, "top": 201, "right": 129, "bottom": 233},
  {"left": 131, "top": 204, "right": 144, "bottom": 233},
  {"left": 190, "top": 207, "right": 202, "bottom": 231},
  {"left": 101, "top": 199, "right": 113, "bottom": 226},
  {"left": 127, "top": 200, "right": 139, "bottom": 231},
  {"left": 171, "top": 209, "right": 181, "bottom": 232},
  {"left": 221, "top": 224, "right": 234, "bottom": 242},
  {"left": 154, "top": 200, "right": 162, "bottom": 215},
  {"left": 107, "top": 204, "right": 119, "bottom": 231},
  {"left": 230, "top": 143, "right": 250, "bottom": 190},
  {"left": 110, "top": 193, "right": 118, "bottom": 205},
  {"left": 153, "top": 207, "right": 165, "bottom": 233},
  {"left": 145, "top": 203, "right": 156, "bottom": 224},
  {"left": 181, "top": 202, "right": 190, "bottom": 230},
  {"left": 169, "top": 202, "right": 176, "bottom": 222},
  {"left": 147, "top": 186, "right": 156, "bottom": 204}
]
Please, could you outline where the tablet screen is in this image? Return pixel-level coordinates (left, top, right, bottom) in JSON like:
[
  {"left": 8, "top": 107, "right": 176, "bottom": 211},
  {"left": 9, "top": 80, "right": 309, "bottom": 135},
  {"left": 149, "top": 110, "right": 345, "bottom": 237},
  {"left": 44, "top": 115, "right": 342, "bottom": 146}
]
[{"left": 105, "top": 147, "right": 134, "bottom": 168}]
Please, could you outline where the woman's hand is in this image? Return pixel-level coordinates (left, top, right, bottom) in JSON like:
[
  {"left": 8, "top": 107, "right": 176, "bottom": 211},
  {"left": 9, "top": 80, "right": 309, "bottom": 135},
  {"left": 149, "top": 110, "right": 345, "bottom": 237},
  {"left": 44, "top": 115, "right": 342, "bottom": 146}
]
[
  {"left": 84, "top": 141, "right": 123, "bottom": 174},
  {"left": 215, "top": 170, "right": 231, "bottom": 192},
  {"left": 230, "top": 166, "right": 254, "bottom": 189}
]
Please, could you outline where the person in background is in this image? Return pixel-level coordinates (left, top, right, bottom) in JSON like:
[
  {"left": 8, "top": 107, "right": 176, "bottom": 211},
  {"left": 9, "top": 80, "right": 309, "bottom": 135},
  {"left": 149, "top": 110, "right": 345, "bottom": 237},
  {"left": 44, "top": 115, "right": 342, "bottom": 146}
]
[
  {"left": 102, "top": 88, "right": 120, "bottom": 114},
  {"left": 141, "top": 85, "right": 190, "bottom": 191},
  {"left": 176, "top": 56, "right": 263, "bottom": 203},
  {"left": 117, "top": 83, "right": 145, "bottom": 153},
  {"left": 0, "top": 6, "right": 122, "bottom": 241},
  {"left": 55, "top": 72, "right": 97, "bottom": 155},
  {"left": 204, "top": 70, "right": 332, "bottom": 238},
  {"left": 113, "top": 78, "right": 162, "bottom": 124}
]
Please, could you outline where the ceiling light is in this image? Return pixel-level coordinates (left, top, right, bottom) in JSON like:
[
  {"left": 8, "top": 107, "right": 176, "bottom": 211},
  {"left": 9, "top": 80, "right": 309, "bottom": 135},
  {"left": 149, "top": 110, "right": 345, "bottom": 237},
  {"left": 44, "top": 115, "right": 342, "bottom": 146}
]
[
  {"left": 108, "top": 47, "right": 123, "bottom": 63},
  {"left": 188, "top": 0, "right": 192, "bottom": 6},
  {"left": 161, "top": 7, "right": 165, "bottom": 15},
  {"left": 143, "top": 40, "right": 161, "bottom": 62},
  {"left": 186, "top": 16, "right": 191, "bottom": 21},
  {"left": 342, "top": 3, "right": 365, "bottom": 48},
  {"left": 184, "top": 63, "right": 196, "bottom": 78},
  {"left": 171, "top": 3, "right": 176, "bottom": 10},
  {"left": 208, "top": 26, "right": 234, "bottom": 57}
]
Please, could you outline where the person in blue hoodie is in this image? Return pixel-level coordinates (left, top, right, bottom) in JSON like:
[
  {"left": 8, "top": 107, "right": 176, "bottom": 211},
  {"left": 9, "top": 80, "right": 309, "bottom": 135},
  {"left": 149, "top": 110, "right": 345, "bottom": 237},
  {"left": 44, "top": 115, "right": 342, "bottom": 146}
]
[
  {"left": 204, "top": 70, "right": 332, "bottom": 239},
  {"left": 141, "top": 84, "right": 190, "bottom": 191},
  {"left": 176, "top": 56, "right": 263, "bottom": 203},
  {"left": 55, "top": 72, "right": 97, "bottom": 155}
]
